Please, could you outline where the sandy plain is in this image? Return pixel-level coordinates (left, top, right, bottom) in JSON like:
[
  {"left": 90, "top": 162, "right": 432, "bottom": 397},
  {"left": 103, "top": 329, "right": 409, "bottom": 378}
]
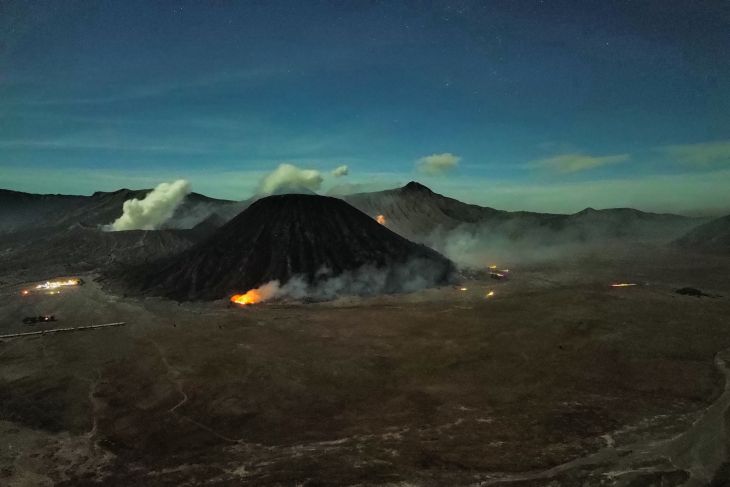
[{"left": 0, "top": 243, "right": 729, "bottom": 486}]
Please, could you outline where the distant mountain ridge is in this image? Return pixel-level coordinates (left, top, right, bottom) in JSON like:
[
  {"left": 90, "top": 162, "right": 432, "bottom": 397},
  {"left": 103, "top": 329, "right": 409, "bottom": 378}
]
[
  {"left": 674, "top": 214, "right": 730, "bottom": 253},
  {"left": 0, "top": 188, "right": 240, "bottom": 277},
  {"left": 2, "top": 182, "right": 703, "bottom": 238},
  {"left": 343, "top": 181, "right": 703, "bottom": 246},
  {"left": 1, "top": 182, "right": 708, "bottom": 277},
  {"left": 0, "top": 188, "right": 238, "bottom": 234}
]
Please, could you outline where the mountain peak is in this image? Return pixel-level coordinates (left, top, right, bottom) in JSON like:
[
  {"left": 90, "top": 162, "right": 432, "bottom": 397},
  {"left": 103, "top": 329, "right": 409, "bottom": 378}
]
[{"left": 402, "top": 181, "right": 432, "bottom": 193}]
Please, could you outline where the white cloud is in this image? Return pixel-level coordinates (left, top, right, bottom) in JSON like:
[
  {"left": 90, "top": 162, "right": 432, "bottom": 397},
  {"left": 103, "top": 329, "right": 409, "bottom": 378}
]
[
  {"left": 416, "top": 153, "right": 460, "bottom": 175},
  {"left": 256, "top": 163, "right": 324, "bottom": 195},
  {"left": 331, "top": 164, "right": 349, "bottom": 177},
  {"left": 531, "top": 153, "right": 630, "bottom": 173}
]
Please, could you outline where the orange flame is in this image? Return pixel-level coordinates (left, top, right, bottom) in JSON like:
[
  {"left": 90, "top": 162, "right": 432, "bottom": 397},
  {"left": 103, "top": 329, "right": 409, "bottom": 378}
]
[
  {"left": 230, "top": 289, "right": 264, "bottom": 306},
  {"left": 230, "top": 281, "right": 280, "bottom": 307},
  {"left": 375, "top": 214, "right": 386, "bottom": 225},
  {"left": 485, "top": 290, "right": 495, "bottom": 298},
  {"left": 611, "top": 283, "right": 637, "bottom": 287}
]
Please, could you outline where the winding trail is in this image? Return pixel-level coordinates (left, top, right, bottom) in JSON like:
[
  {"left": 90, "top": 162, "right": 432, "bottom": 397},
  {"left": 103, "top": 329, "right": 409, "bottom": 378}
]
[
  {"left": 146, "top": 338, "right": 239, "bottom": 444},
  {"left": 478, "top": 348, "right": 730, "bottom": 486}
]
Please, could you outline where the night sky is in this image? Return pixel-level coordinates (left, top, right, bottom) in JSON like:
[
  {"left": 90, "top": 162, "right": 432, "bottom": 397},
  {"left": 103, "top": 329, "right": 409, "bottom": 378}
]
[{"left": 1, "top": 0, "right": 729, "bottom": 214}]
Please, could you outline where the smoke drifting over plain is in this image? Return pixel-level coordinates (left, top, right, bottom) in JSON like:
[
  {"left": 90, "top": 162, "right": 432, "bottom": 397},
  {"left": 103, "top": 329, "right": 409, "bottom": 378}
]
[
  {"left": 257, "top": 163, "right": 324, "bottom": 195},
  {"left": 104, "top": 179, "right": 191, "bottom": 231},
  {"left": 434, "top": 225, "right": 587, "bottom": 269},
  {"left": 428, "top": 215, "right": 702, "bottom": 269},
  {"left": 234, "top": 258, "right": 453, "bottom": 305}
]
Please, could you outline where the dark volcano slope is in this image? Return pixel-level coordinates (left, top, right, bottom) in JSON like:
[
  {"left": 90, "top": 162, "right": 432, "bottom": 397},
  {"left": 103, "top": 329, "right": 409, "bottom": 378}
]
[
  {"left": 0, "top": 224, "right": 207, "bottom": 279},
  {"left": 115, "top": 194, "right": 455, "bottom": 301},
  {"left": 674, "top": 214, "right": 730, "bottom": 253}
]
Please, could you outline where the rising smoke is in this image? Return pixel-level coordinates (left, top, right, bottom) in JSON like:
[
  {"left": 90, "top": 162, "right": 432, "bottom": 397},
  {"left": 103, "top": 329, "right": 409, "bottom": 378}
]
[
  {"left": 257, "top": 163, "right": 324, "bottom": 195},
  {"left": 104, "top": 179, "right": 191, "bottom": 231},
  {"left": 331, "top": 165, "right": 349, "bottom": 177}
]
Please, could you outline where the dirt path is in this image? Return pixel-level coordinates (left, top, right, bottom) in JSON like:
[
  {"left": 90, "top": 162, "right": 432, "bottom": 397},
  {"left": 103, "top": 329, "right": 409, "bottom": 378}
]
[{"left": 479, "top": 348, "right": 730, "bottom": 486}]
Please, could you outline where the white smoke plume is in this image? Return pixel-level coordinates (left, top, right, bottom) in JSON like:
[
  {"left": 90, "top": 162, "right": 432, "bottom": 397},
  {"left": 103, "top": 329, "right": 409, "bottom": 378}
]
[
  {"left": 249, "top": 280, "right": 282, "bottom": 301},
  {"left": 331, "top": 165, "right": 349, "bottom": 177},
  {"left": 281, "top": 259, "right": 445, "bottom": 299},
  {"left": 104, "top": 179, "right": 191, "bottom": 231},
  {"left": 257, "top": 163, "right": 324, "bottom": 195}
]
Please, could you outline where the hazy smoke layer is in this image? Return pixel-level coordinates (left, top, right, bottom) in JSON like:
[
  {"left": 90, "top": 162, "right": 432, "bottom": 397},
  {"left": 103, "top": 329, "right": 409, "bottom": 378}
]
[
  {"left": 257, "top": 163, "right": 324, "bottom": 195},
  {"left": 105, "top": 179, "right": 191, "bottom": 231},
  {"left": 423, "top": 215, "right": 699, "bottom": 269},
  {"left": 434, "top": 225, "right": 578, "bottom": 268},
  {"left": 242, "top": 258, "right": 450, "bottom": 304}
]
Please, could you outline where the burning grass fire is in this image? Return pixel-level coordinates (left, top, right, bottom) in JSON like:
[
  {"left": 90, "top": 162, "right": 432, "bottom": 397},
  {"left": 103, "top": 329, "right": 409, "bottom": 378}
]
[
  {"left": 375, "top": 214, "right": 386, "bottom": 225},
  {"left": 21, "top": 278, "right": 83, "bottom": 296},
  {"left": 611, "top": 283, "right": 638, "bottom": 288},
  {"left": 230, "top": 281, "right": 281, "bottom": 307},
  {"left": 230, "top": 289, "right": 265, "bottom": 306}
]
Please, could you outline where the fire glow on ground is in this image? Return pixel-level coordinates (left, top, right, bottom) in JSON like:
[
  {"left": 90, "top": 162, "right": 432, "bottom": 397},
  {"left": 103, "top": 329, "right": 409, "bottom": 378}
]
[
  {"left": 21, "top": 278, "right": 83, "bottom": 296},
  {"left": 230, "top": 289, "right": 264, "bottom": 306}
]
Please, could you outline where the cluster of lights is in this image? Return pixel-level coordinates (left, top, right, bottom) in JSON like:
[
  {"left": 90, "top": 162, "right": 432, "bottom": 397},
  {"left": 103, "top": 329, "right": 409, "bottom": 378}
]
[
  {"left": 21, "top": 278, "right": 80, "bottom": 296},
  {"left": 488, "top": 264, "right": 510, "bottom": 279},
  {"left": 35, "top": 279, "right": 80, "bottom": 290}
]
